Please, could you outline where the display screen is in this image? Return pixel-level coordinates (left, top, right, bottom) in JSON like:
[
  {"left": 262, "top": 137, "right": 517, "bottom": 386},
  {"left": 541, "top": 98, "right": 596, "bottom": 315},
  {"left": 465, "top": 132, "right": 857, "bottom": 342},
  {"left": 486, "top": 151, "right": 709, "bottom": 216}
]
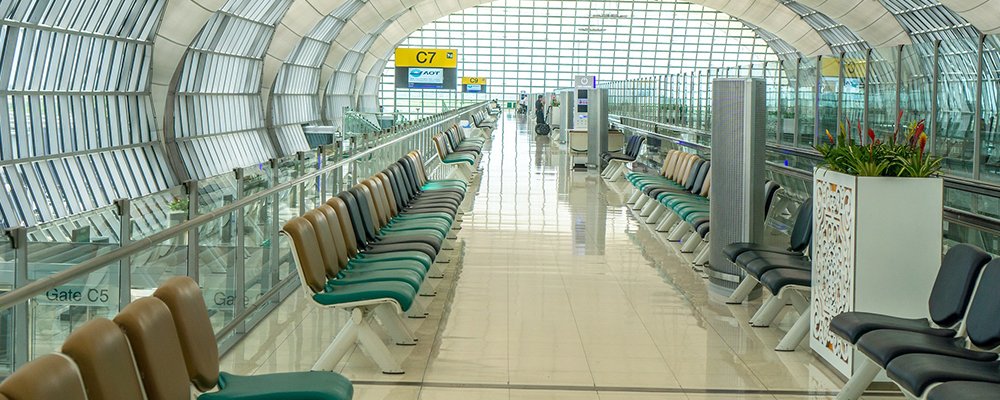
[
  {"left": 408, "top": 68, "right": 444, "bottom": 88},
  {"left": 466, "top": 84, "right": 483, "bottom": 92},
  {"left": 394, "top": 67, "right": 457, "bottom": 90}
]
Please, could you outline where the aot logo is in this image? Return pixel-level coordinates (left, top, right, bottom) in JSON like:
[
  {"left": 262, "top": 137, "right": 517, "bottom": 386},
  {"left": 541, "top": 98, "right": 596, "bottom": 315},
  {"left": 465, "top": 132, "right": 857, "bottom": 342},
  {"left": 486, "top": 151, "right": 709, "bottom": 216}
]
[{"left": 408, "top": 68, "right": 443, "bottom": 84}]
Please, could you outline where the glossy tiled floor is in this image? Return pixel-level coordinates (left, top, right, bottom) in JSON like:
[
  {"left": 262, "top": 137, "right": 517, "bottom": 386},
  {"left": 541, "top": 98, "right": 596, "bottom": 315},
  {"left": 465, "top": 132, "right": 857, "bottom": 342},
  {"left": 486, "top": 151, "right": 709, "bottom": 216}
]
[{"left": 221, "top": 115, "right": 900, "bottom": 399}]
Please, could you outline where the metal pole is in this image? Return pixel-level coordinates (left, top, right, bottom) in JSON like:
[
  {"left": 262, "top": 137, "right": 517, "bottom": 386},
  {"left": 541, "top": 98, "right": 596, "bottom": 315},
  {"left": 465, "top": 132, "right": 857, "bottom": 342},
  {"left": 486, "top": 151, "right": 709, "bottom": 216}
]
[
  {"left": 837, "top": 53, "right": 845, "bottom": 140},
  {"left": 814, "top": 55, "right": 823, "bottom": 145},
  {"left": 268, "top": 158, "right": 280, "bottom": 289},
  {"left": 185, "top": 180, "right": 199, "bottom": 282},
  {"left": 115, "top": 198, "right": 132, "bottom": 310},
  {"left": 297, "top": 151, "right": 306, "bottom": 214},
  {"left": 794, "top": 58, "right": 801, "bottom": 147},
  {"left": 863, "top": 49, "right": 871, "bottom": 134},
  {"left": 233, "top": 168, "right": 246, "bottom": 321},
  {"left": 8, "top": 227, "right": 27, "bottom": 368},
  {"left": 930, "top": 40, "right": 941, "bottom": 155},
  {"left": 775, "top": 62, "right": 782, "bottom": 143},
  {"left": 974, "top": 35, "right": 986, "bottom": 179},
  {"left": 895, "top": 45, "right": 903, "bottom": 134}
]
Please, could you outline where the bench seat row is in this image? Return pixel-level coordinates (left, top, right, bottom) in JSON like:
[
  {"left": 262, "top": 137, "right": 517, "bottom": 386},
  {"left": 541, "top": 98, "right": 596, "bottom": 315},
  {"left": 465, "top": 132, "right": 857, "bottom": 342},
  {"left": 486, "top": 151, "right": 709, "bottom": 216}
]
[{"left": 282, "top": 150, "right": 472, "bottom": 374}]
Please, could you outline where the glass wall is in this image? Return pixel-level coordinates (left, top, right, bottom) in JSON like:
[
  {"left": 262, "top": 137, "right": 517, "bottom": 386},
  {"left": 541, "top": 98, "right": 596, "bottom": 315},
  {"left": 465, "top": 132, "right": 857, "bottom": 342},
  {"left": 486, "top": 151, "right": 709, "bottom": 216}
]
[{"left": 379, "top": 0, "right": 777, "bottom": 115}]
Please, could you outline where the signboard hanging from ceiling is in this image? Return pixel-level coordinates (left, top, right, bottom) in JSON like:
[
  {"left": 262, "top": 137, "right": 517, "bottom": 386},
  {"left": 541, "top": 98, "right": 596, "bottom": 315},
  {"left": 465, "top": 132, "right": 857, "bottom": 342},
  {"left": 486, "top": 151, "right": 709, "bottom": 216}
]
[
  {"left": 394, "top": 48, "right": 459, "bottom": 90},
  {"left": 462, "top": 77, "right": 487, "bottom": 93}
]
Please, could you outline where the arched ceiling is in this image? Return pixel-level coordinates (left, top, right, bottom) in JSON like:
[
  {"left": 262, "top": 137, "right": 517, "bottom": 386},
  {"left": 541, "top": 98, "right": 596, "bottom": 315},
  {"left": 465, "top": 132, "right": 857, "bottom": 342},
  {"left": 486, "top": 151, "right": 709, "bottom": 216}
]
[{"left": 146, "top": 0, "right": 995, "bottom": 179}]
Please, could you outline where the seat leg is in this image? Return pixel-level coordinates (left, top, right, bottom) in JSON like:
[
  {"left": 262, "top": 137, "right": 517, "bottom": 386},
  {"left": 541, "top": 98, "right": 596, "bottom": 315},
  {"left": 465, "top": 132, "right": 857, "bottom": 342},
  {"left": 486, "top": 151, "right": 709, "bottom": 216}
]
[
  {"left": 655, "top": 213, "right": 679, "bottom": 232},
  {"left": 428, "top": 263, "right": 445, "bottom": 279},
  {"left": 680, "top": 232, "right": 700, "bottom": 252},
  {"left": 775, "top": 303, "right": 811, "bottom": 351},
  {"left": 646, "top": 206, "right": 666, "bottom": 224},
  {"left": 750, "top": 293, "right": 786, "bottom": 327},
  {"left": 667, "top": 223, "right": 690, "bottom": 241},
  {"left": 726, "top": 276, "right": 758, "bottom": 304},
  {"left": 788, "top": 290, "right": 810, "bottom": 314},
  {"left": 312, "top": 308, "right": 361, "bottom": 371},
  {"left": 693, "top": 241, "right": 710, "bottom": 265},
  {"left": 609, "top": 163, "right": 626, "bottom": 182},
  {"left": 639, "top": 200, "right": 659, "bottom": 217},
  {"left": 405, "top": 296, "right": 429, "bottom": 319},
  {"left": 633, "top": 196, "right": 649, "bottom": 210},
  {"left": 836, "top": 356, "right": 881, "bottom": 400},
  {"left": 375, "top": 304, "right": 418, "bottom": 343},
  {"left": 627, "top": 188, "right": 643, "bottom": 204},
  {"left": 356, "top": 313, "right": 405, "bottom": 374}
]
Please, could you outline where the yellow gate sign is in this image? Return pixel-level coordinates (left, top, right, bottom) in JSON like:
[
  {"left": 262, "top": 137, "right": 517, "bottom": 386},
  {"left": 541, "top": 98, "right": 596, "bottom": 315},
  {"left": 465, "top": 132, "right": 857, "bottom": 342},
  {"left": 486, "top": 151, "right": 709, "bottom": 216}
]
[
  {"left": 461, "top": 77, "right": 487, "bottom": 84},
  {"left": 395, "top": 48, "right": 458, "bottom": 68}
]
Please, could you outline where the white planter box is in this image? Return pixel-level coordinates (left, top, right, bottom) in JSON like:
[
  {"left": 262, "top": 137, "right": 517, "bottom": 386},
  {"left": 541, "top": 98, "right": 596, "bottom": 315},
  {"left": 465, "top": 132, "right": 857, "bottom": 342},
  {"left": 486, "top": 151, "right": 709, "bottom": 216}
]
[{"left": 810, "top": 168, "right": 943, "bottom": 378}]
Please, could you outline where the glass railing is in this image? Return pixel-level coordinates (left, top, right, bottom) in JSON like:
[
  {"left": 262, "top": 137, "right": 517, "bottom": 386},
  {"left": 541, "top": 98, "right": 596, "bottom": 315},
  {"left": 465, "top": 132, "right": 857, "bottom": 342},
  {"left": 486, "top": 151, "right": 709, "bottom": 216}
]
[{"left": 0, "top": 101, "right": 490, "bottom": 374}]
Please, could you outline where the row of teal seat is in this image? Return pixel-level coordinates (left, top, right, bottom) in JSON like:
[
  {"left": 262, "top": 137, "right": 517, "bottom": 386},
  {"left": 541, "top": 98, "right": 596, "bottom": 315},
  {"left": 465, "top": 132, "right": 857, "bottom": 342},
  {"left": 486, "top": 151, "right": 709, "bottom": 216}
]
[
  {"left": 625, "top": 150, "right": 714, "bottom": 264},
  {"left": 0, "top": 276, "right": 354, "bottom": 400},
  {"left": 283, "top": 150, "right": 472, "bottom": 375},
  {"left": 435, "top": 124, "right": 486, "bottom": 167}
]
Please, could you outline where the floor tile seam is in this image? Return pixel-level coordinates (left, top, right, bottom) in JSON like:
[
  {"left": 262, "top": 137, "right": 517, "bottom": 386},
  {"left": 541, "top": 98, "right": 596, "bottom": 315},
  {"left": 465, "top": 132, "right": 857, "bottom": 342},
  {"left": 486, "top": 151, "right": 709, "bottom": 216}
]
[{"left": 349, "top": 379, "right": 870, "bottom": 396}]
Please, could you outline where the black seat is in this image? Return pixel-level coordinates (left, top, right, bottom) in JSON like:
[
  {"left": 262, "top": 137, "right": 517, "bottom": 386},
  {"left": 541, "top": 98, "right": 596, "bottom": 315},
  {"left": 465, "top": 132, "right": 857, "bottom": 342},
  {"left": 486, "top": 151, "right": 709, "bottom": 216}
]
[
  {"left": 830, "top": 243, "right": 991, "bottom": 343},
  {"left": 723, "top": 199, "right": 812, "bottom": 262},
  {"left": 927, "top": 381, "right": 1000, "bottom": 400},
  {"left": 884, "top": 260, "right": 1000, "bottom": 396},
  {"left": 742, "top": 253, "right": 811, "bottom": 279},
  {"left": 759, "top": 268, "right": 811, "bottom": 295},
  {"left": 602, "top": 135, "right": 644, "bottom": 162}
]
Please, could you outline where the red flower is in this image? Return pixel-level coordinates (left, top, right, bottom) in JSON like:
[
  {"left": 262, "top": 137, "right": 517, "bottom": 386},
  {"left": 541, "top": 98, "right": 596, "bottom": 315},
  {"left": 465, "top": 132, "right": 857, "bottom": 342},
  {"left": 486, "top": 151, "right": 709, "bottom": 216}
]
[{"left": 867, "top": 128, "right": 875, "bottom": 143}]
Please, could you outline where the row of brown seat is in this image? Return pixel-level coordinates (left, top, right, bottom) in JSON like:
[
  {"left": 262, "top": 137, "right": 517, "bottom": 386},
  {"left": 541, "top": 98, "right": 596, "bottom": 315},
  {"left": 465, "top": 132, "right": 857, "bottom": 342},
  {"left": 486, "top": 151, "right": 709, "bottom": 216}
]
[{"left": 0, "top": 276, "right": 353, "bottom": 400}]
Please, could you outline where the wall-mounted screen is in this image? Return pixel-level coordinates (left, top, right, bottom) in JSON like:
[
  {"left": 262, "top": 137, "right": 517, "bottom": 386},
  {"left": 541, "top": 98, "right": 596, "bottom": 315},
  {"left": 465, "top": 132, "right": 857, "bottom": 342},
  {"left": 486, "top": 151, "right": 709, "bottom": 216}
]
[{"left": 395, "top": 67, "right": 457, "bottom": 90}]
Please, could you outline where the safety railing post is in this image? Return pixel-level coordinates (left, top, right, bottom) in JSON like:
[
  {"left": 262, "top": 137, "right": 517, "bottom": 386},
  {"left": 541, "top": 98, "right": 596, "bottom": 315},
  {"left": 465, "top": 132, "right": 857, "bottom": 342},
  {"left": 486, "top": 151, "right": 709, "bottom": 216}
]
[
  {"left": 7, "top": 227, "right": 27, "bottom": 369},
  {"left": 233, "top": 168, "right": 246, "bottom": 324},
  {"left": 185, "top": 180, "right": 200, "bottom": 282},
  {"left": 115, "top": 198, "right": 132, "bottom": 310}
]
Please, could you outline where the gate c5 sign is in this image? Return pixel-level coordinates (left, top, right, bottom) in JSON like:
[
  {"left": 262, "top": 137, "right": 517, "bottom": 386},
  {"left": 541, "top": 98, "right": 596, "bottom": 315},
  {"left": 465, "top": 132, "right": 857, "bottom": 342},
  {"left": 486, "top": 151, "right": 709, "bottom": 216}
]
[{"left": 395, "top": 48, "right": 458, "bottom": 68}]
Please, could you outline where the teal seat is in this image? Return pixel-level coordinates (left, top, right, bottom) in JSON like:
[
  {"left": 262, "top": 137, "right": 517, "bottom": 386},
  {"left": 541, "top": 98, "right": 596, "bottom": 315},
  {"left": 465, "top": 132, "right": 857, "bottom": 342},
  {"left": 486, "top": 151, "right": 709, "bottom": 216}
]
[
  {"left": 313, "top": 280, "right": 416, "bottom": 310},
  {"left": 443, "top": 154, "right": 476, "bottom": 165},
  {"left": 201, "top": 372, "right": 353, "bottom": 400},
  {"left": 329, "top": 268, "right": 425, "bottom": 292},
  {"left": 356, "top": 250, "right": 432, "bottom": 268},
  {"left": 347, "top": 257, "right": 429, "bottom": 273}
]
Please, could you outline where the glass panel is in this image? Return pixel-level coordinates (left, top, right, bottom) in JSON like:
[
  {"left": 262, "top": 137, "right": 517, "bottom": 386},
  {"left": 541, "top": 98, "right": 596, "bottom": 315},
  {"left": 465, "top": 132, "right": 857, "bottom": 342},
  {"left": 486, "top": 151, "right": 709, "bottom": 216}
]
[
  {"left": 243, "top": 195, "right": 275, "bottom": 315},
  {"left": 29, "top": 261, "right": 119, "bottom": 358},
  {"left": 779, "top": 60, "right": 797, "bottom": 144},
  {"left": 937, "top": 38, "right": 978, "bottom": 178},
  {"left": 868, "top": 47, "right": 898, "bottom": 140},
  {"left": 797, "top": 57, "right": 818, "bottom": 147},
  {"left": 199, "top": 212, "right": 238, "bottom": 331},
  {"left": 981, "top": 36, "right": 1000, "bottom": 182},
  {"left": 818, "top": 56, "right": 842, "bottom": 143}
]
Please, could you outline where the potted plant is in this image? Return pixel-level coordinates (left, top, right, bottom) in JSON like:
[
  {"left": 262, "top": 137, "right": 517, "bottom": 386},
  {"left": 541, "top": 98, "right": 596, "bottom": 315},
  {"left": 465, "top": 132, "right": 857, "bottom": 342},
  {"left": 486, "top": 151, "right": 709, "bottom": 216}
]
[{"left": 809, "top": 112, "right": 944, "bottom": 377}]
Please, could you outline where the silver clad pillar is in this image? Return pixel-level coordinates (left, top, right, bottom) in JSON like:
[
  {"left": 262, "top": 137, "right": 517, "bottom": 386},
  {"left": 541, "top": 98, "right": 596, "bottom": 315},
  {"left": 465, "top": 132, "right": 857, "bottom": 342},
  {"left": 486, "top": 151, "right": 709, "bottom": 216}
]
[
  {"left": 587, "top": 88, "right": 609, "bottom": 168},
  {"left": 708, "top": 78, "right": 766, "bottom": 293}
]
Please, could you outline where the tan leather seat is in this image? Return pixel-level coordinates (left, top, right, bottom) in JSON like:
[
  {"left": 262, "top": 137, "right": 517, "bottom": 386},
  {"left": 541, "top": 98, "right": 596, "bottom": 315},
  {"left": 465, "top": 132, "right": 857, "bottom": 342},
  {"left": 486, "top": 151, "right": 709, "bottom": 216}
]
[
  {"left": 60, "top": 318, "right": 146, "bottom": 400},
  {"left": 0, "top": 354, "right": 85, "bottom": 400},
  {"left": 153, "top": 276, "right": 221, "bottom": 391},
  {"left": 114, "top": 297, "right": 191, "bottom": 399}
]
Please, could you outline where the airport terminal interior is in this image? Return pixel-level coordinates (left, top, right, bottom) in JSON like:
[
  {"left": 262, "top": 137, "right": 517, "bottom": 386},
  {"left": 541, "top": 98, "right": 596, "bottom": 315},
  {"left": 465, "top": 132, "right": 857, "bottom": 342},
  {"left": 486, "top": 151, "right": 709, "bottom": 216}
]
[{"left": 4, "top": 0, "right": 1000, "bottom": 399}]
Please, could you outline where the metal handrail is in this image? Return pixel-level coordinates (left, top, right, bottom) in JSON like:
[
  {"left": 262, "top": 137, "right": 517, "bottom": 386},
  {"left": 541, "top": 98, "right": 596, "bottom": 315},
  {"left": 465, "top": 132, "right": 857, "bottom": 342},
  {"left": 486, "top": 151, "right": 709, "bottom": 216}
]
[{"left": 0, "top": 101, "right": 488, "bottom": 311}]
